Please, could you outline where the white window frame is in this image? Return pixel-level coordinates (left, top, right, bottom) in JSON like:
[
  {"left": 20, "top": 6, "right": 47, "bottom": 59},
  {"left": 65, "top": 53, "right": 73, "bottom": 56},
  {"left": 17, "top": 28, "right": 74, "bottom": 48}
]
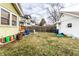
[
  {"left": 0, "top": 7, "right": 10, "bottom": 26},
  {"left": 0, "top": 8, "right": 1, "bottom": 25},
  {"left": 11, "top": 13, "right": 18, "bottom": 26},
  {"left": 0, "top": 6, "right": 19, "bottom": 27}
]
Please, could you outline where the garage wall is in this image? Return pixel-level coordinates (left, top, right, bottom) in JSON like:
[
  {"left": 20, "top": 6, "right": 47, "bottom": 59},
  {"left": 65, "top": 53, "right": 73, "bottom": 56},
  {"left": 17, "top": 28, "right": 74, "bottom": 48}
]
[{"left": 59, "top": 13, "right": 79, "bottom": 38}]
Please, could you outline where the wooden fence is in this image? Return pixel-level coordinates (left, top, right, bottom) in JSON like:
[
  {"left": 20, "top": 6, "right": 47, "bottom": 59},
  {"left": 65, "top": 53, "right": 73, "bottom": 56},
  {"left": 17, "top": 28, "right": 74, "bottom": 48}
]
[{"left": 26, "top": 26, "right": 55, "bottom": 32}]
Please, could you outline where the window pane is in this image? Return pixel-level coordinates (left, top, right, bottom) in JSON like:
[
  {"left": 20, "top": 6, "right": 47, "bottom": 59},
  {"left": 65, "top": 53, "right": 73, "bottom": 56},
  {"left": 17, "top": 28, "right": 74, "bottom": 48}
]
[
  {"left": 1, "top": 9, "right": 10, "bottom": 25},
  {"left": 1, "top": 18, "right": 9, "bottom": 25},
  {"left": 67, "top": 23, "right": 72, "bottom": 28},
  {"left": 12, "top": 14, "right": 17, "bottom": 26}
]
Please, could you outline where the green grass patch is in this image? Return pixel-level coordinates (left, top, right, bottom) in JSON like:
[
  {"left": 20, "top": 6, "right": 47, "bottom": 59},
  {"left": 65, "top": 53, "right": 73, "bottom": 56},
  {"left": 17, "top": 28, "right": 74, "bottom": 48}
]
[{"left": 47, "top": 40, "right": 58, "bottom": 43}]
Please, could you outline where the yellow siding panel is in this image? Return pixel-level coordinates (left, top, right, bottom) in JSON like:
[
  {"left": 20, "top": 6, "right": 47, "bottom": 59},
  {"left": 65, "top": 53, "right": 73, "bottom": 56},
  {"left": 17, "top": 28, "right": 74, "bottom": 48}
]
[
  {"left": 0, "top": 3, "right": 19, "bottom": 15},
  {"left": 0, "top": 26, "right": 19, "bottom": 38},
  {"left": 0, "top": 3, "right": 21, "bottom": 38}
]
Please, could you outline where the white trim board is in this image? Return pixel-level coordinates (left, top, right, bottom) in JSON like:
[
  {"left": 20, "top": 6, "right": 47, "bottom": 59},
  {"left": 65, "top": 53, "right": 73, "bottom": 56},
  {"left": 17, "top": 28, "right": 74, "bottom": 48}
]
[{"left": 62, "top": 12, "right": 79, "bottom": 18}]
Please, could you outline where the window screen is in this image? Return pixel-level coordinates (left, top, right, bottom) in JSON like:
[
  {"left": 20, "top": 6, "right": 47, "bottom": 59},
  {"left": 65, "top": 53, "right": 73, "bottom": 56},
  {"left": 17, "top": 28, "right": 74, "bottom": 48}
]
[
  {"left": 12, "top": 14, "right": 17, "bottom": 26},
  {"left": 1, "top": 9, "right": 10, "bottom": 25}
]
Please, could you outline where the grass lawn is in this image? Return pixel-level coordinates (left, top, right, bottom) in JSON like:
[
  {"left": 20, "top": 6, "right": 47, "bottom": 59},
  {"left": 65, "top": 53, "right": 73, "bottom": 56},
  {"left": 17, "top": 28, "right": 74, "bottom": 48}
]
[{"left": 0, "top": 32, "right": 79, "bottom": 56}]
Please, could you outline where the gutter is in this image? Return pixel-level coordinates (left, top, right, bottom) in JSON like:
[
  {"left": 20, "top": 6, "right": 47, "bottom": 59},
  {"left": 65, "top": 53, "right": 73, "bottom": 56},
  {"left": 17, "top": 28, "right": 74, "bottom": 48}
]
[
  {"left": 12, "top": 3, "right": 24, "bottom": 16},
  {"left": 61, "top": 11, "right": 79, "bottom": 18}
]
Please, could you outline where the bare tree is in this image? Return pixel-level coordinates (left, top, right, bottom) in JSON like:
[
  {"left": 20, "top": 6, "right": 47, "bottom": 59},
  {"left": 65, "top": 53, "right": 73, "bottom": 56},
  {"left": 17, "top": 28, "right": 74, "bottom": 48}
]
[{"left": 47, "top": 3, "right": 64, "bottom": 22}]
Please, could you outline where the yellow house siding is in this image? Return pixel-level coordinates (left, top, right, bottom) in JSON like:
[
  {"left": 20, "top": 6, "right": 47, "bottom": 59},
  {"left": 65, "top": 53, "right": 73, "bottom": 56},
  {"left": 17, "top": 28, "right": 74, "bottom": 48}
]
[
  {"left": 0, "top": 3, "right": 21, "bottom": 38},
  {"left": 0, "top": 3, "right": 19, "bottom": 15},
  {"left": 0, "top": 26, "right": 19, "bottom": 38},
  {"left": 0, "top": 3, "right": 21, "bottom": 21}
]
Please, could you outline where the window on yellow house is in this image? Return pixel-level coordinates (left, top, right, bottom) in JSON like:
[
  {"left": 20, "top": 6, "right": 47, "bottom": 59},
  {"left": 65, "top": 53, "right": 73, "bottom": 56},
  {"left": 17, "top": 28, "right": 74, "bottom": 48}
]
[
  {"left": 12, "top": 14, "right": 17, "bottom": 26},
  {"left": 1, "top": 9, "right": 10, "bottom": 25}
]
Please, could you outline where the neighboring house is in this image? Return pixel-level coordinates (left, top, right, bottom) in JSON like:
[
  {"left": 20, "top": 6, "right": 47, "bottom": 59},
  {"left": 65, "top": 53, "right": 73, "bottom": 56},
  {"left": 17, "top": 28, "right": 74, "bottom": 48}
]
[
  {"left": 55, "top": 4, "right": 79, "bottom": 39},
  {"left": 24, "top": 19, "right": 31, "bottom": 26},
  {"left": 19, "top": 16, "right": 36, "bottom": 33},
  {"left": 21, "top": 15, "right": 36, "bottom": 26},
  {"left": 57, "top": 11, "right": 79, "bottom": 38},
  {"left": 24, "top": 19, "right": 36, "bottom": 26},
  {"left": 0, "top": 3, "right": 23, "bottom": 44}
]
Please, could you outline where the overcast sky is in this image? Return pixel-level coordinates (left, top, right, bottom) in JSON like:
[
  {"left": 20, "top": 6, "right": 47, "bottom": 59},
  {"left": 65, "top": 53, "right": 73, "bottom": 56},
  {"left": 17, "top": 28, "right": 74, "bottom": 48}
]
[
  {"left": 21, "top": 3, "right": 77, "bottom": 17},
  {"left": 20, "top": 3, "right": 78, "bottom": 25}
]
